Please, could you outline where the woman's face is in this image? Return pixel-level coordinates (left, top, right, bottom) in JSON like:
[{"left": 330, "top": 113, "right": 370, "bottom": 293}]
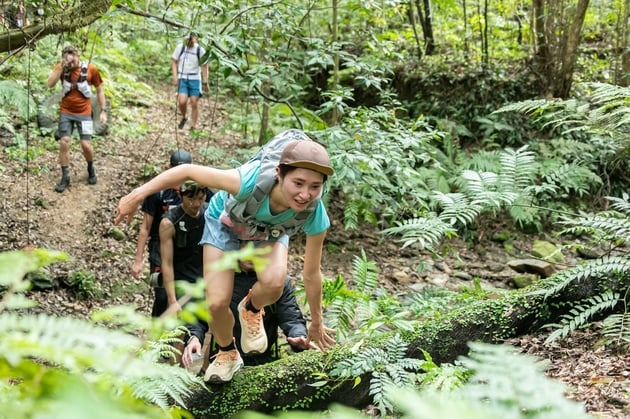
[{"left": 278, "top": 168, "right": 324, "bottom": 212}]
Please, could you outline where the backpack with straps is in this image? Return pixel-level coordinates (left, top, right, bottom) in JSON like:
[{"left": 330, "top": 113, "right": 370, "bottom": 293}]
[
  {"left": 61, "top": 61, "right": 90, "bottom": 98},
  {"left": 178, "top": 44, "right": 201, "bottom": 62},
  {"left": 223, "top": 129, "right": 322, "bottom": 239}
]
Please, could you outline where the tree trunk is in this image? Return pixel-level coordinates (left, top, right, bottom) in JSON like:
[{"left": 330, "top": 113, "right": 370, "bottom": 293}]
[
  {"left": 183, "top": 270, "right": 627, "bottom": 418},
  {"left": 555, "top": 0, "right": 590, "bottom": 98},
  {"left": 619, "top": 0, "right": 630, "bottom": 86},
  {"left": 407, "top": 0, "right": 423, "bottom": 58},
  {"left": 532, "top": 0, "right": 591, "bottom": 98},
  {"left": 0, "top": 0, "right": 111, "bottom": 53}
]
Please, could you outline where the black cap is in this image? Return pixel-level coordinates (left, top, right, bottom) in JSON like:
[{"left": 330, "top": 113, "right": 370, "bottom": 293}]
[{"left": 170, "top": 150, "right": 192, "bottom": 167}]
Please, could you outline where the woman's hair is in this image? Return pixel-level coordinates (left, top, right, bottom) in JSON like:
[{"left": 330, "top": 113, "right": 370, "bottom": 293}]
[{"left": 278, "top": 164, "right": 329, "bottom": 183}]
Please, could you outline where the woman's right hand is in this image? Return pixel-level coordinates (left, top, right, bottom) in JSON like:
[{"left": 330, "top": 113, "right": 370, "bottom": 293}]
[{"left": 115, "top": 191, "right": 142, "bottom": 225}]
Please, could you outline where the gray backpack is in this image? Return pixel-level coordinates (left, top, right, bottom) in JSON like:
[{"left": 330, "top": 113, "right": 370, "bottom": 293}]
[{"left": 224, "top": 129, "right": 322, "bottom": 239}]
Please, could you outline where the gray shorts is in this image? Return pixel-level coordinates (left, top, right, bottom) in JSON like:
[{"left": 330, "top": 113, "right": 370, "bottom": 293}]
[
  {"left": 58, "top": 112, "right": 93, "bottom": 140},
  {"left": 200, "top": 211, "right": 289, "bottom": 251}
]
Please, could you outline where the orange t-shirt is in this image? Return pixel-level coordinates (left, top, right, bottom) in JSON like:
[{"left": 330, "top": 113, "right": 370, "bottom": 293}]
[{"left": 54, "top": 63, "right": 103, "bottom": 116}]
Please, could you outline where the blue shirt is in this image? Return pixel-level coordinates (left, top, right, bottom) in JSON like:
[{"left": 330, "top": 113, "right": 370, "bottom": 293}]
[{"left": 207, "top": 162, "right": 330, "bottom": 236}]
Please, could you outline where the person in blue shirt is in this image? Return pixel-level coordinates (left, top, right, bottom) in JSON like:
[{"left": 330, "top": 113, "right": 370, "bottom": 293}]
[{"left": 115, "top": 130, "right": 336, "bottom": 383}]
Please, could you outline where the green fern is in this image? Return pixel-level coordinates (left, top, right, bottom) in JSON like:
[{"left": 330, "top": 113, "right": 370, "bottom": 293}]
[
  {"left": 0, "top": 79, "right": 37, "bottom": 121},
  {"left": 351, "top": 249, "right": 380, "bottom": 294},
  {"left": 601, "top": 287, "right": 630, "bottom": 346},
  {"left": 582, "top": 82, "right": 630, "bottom": 131},
  {"left": 607, "top": 194, "right": 630, "bottom": 215},
  {"left": 602, "top": 313, "right": 630, "bottom": 344},
  {"left": 0, "top": 249, "right": 206, "bottom": 415},
  {"left": 453, "top": 342, "right": 590, "bottom": 418},
  {"left": 529, "top": 256, "right": 630, "bottom": 299},
  {"left": 543, "top": 290, "right": 620, "bottom": 344},
  {"left": 383, "top": 215, "right": 458, "bottom": 250},
  {"left": 329, "top": 335, "right": 423, "bottom": 415}
]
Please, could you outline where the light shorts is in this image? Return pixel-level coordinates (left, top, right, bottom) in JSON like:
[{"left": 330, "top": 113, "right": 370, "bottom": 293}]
[
  {"left": 200, "top": 211, "right": 289, "bottom": 252},
  {"left": 177, "top": 78, "right": 201, "bottom": 97},
  {"left": 58, "top": 112, "right": 93, "bottom": 140}
]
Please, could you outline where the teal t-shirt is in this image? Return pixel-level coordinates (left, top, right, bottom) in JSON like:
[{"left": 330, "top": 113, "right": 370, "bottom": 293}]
[{"left": 207, "top": 162, "right": 330, "bottom": 236}]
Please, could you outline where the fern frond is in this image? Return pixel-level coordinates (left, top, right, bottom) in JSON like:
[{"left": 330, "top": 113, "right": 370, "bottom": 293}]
[
  {"left": 602, "top": 313, "right": 630, "bottom": 344},
  {"left": 0, "top": 313, "right": 204, "bottom": 409},
  {"left": 432, "top": 192, "right": 485, "bottom": 226},
  {"left": 606, "top": 194, "right": 630, "bottom": 216},
  {"left": 352, "top": 249, "right": 380, "bottom": 294},
  {"left": 0, "top": 80, "right": 36, "bottom": 121},
  {"left": 499, "top": 145, "right": 537, "bottom": 192},
  {"left": 541, "top": 162, "right": 601, "bottom": 197},
  {"left": 544, "top": 290, "right": 620, "bottom": 344},
  {"left": 129, "top": 361, "right": 205, "bottom": 409},
  {"left": 529, "top": 256, "right": 630, "bottom": 299},
  {"left": 383, "top": 215, "right": 458, "bottom": 249},
  {"left": 459, "top": 342, "right": 590, "bottom": 418},
  {"left": 343, "top": 199, "right": 360, "bottom": 230},
  {"left": 559, "top": 212, "right": 630, "bottom": 245}
]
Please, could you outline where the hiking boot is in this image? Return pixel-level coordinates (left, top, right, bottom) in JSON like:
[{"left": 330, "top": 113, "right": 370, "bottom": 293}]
[
  {"left": 54, "top": 177, "right": 70, "bottom": 193},
  {"left": 178, "top": 117, "right": 188, "bottom": 129},
  {"left": 238, "top": 291, "right": 267, "bottom": 354},
  {"left": 203, "top": 348, "right": 243, "bottom": 383},
  {"left": 88, "top": 168, "right": 97, "bottom": 185}
]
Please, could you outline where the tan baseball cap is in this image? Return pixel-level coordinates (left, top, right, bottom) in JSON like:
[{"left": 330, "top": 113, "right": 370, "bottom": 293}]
[{"left": 280, "top": 141, "right": 334, "bottom": 176}]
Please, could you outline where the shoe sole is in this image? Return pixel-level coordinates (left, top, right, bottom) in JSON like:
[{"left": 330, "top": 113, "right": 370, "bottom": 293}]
[
  {"left": 204, "top": 358, "right": 243, "bottom": 384},
  {"left": 54, "top": 182, "right": 70, "bottom": 193},
  {"left": 238, "top": 299, "right": 268, "bottom": 354}
]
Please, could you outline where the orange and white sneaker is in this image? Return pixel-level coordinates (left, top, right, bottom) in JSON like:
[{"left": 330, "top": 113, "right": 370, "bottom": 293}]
[
  {"left": 203, "top": 348, "right": 244, "bottom": 383},
  {"left": 238, "top": 291, "right": 267, "bottom": 354}
]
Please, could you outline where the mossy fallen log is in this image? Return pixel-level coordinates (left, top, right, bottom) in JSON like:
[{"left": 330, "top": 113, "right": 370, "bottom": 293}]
[{"left": 185, "top": 265, "right": 628, "bottom": 418}]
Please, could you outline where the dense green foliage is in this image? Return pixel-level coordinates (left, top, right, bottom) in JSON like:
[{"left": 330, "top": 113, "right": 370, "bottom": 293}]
[{"left": 1, "top": 0, "right": 629, "bottom": 417}]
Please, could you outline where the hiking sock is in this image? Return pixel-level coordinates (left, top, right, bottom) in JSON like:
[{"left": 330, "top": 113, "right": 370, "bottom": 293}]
[
  {"left": 87, "top": 161, "right": 95, "bottom": 177},
  {"left": 219, "top": 341, "right": 236, "bottom": 352},
  {"left": 245, "top": 300, "right": 261, "bottom": 313},
  {"left": 61, "top": 166, "right": 69, "bottom": 180}
]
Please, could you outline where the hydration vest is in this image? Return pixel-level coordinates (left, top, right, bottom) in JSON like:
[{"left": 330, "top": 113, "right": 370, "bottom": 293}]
[
  {"left": 223, "top": 129, "right": 322, "bottom": 239},
  {"left": 61, "top": 61, "right": 91, "bottom": 98}
]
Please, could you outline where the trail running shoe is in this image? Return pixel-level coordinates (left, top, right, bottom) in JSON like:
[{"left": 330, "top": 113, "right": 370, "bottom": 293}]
[
  {"left": 54, "top": 177, "right": 70, "bottom": 193},
  {"left": 178, "top": 117, "right": 188, "bottom": 129},
  {"left": 203, "top": 348, "right": 243, "bottom": 383},
  {"left": 238, "top": 291, "right": 267, "bottom": 354},
  {"left": 88, "top": 168, "right": 97, "bottom": 185}
]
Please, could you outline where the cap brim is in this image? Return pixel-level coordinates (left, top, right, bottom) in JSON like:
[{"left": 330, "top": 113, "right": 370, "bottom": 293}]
[{"left": 288, "top": 161, "right": 334, "bottom": 176}]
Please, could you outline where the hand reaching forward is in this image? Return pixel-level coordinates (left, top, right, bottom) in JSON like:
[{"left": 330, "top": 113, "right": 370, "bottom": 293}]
[
  {"left": 306, "top": 324, "right": 336, "bottom": 351},
  {"left": 287, "top": 336, "right": 318, "bottom": 351},
  {"left": 114, "top": 192, "right": 142, "bottom": 225}
]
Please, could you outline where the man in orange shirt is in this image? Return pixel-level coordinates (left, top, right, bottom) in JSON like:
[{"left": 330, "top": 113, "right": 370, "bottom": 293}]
[{"left": 47, "top": 45, "right": 107, "bottom": 193}]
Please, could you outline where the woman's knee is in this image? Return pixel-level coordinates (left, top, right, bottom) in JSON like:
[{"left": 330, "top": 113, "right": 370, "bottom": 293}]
[
  {"left": 258, "top": 271, "right": 285, "bottom": 296},
  {"left": 207, "top": 297, "right": 230, "bottom": 314}
]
